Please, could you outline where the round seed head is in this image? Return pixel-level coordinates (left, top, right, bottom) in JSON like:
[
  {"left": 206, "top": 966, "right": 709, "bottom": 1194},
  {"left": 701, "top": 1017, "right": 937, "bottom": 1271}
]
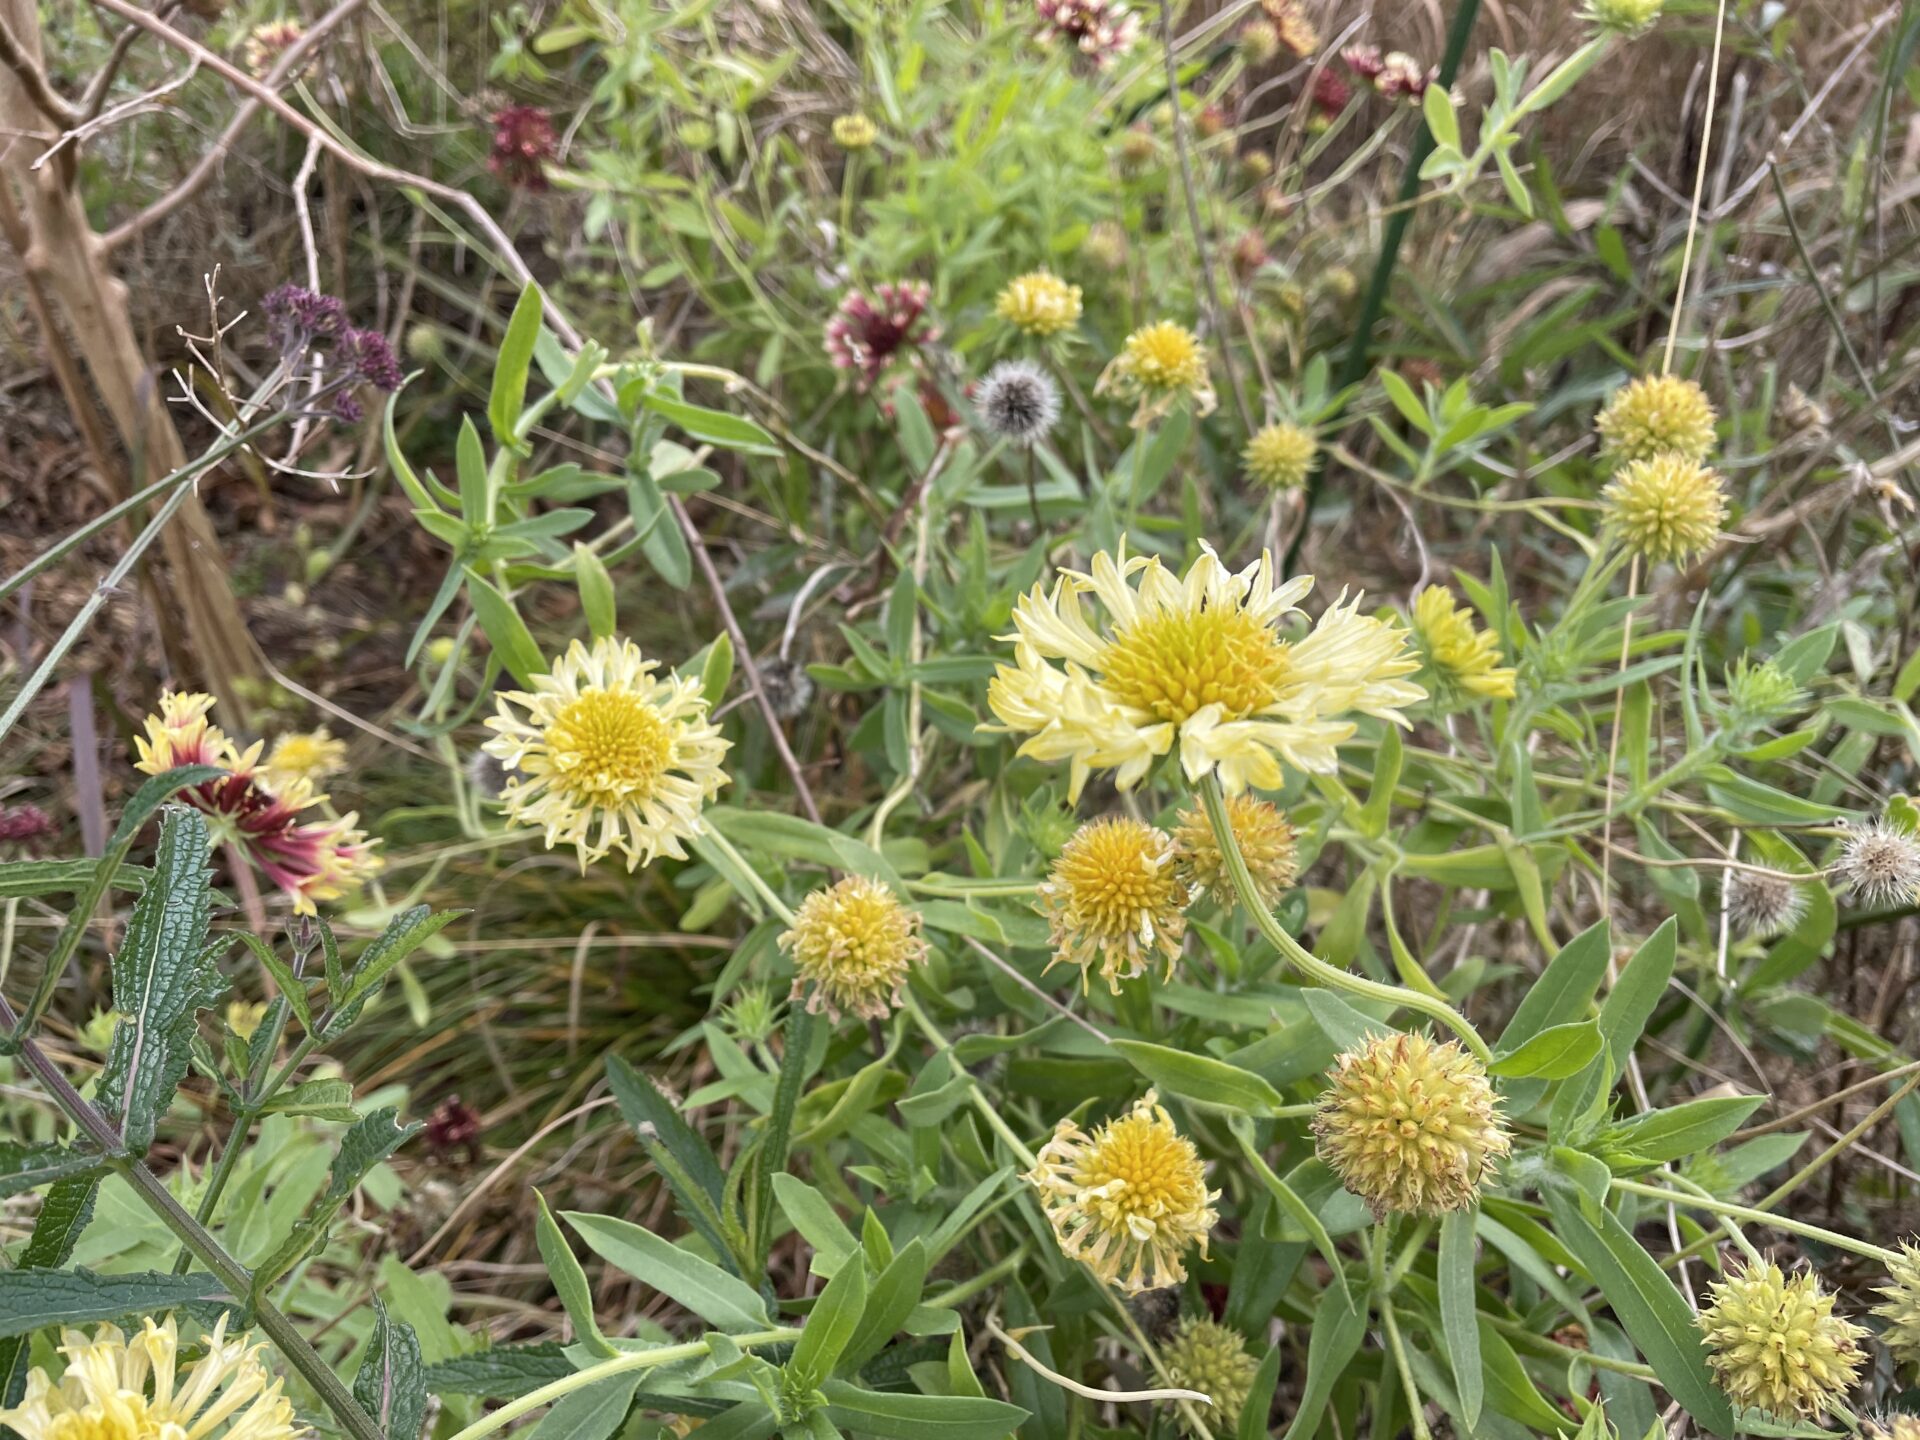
[
  {"left": 1602, "top": 453, "right": 1727, "bottom": 563},
  {"left": 781, "top": 875, "right": 929, "bottom": 1021},
  {"left": 1161, "top": 1317, "right": 1261, "bottom": 1430},
  {"left": 1242, "top": 422, "right": 1317, "bottom": 490},
  {"left": 976, "top": 359, "right": 1063, "bottom": 448},
  {"left": 1723, "top": 869, "right": 1808, "bottom": 939},
  {"left": 1596, "top": 374, "right": 1717, "bottom": 463},
  {"left": 1835, "top": 818, "right": 1920, "bottom": 909},
  {"left": 1171, "top": 793, "right": 1298, "bottom": 909},
  {"left": 1699, "top": 1261, "right": 1865, "bottom": 1421}
]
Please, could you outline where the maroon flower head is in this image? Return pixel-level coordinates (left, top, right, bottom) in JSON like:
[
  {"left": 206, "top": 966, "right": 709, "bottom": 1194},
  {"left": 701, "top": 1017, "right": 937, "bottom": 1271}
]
[
  {"left": 424, "top": 1095, "right": 484, "bottom": 1158},
  {"left": 0, "top": 804, "right": 54, "bottom": 853},
  {"left": 824, "top": 280, "right": 938, "bottom": 388},
  {"left": 262, "top": 284, "right": 348, "bottom": 359},
  {"left": 1375, "top": 51, "right": 1433, "bottom": 100},
  {"left": 345, "top": 328, "right": 404, "bottom": 393},
  {"left": 1341, "top": 44, "right": 1385, "bottom": 81},
  {"left": 490, "top": 105, "right": 556, "bottom": 192},
  {"left": 1311, "top": 66, "right": 1353, "bottom": 119}
]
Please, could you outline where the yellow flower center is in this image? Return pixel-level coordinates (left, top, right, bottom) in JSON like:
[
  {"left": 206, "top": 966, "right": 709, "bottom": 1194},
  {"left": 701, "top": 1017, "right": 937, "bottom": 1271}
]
[
  {"left": 1074, "top": 1111, "right": 1209, "bottom": 1225},
  {"left": 1050, "top": 820, "right": 1181, "bottom": 938},
  {"left": 546, "top": 690, "right": 674, "bottom": 804},
  {"left": 47, "top": 1396, "right": 155, "bottom": 1440},
  {"left": 1099, "top": 605, "right": 1288, "bottom": 723},
  {"left": 1123, "top": 324, "right": 1203, "bottom": 390}
]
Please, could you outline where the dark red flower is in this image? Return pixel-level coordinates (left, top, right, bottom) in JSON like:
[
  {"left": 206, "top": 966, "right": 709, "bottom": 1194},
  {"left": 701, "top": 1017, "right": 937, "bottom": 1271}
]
[
  {"left": 0, "top": 804, "right": 54, "bottom": 853},
  {"left": 489, "top": 105, "right": 556, "bottom": 192},
  {"left": 423, "top": 1095, "right": 483, "bottom": 1159},
  {"left": 824, "top": 281, "right": 939, "bottom": 389}
]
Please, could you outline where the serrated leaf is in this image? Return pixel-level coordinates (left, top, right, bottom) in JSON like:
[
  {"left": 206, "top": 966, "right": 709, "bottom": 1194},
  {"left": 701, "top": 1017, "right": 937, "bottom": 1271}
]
[
  {"left": 424, "top": 1344, "right": 576, "bottom": 1398},
  {"left": 0, "top": 1177, "right": 99, "bottom": 1404},
  {"left": 353, "top": 1298, "right": 429, "bottom": 1440},
  {"left": 0, "top": 1143, "right": 101, "bottom": 1198},
  {"left": 0, "top": 1270, "right": 226, "bottom": 1338},
  {"left": 234, "top": 932, "right": 314, "bottom": 1032},
  {"left": 255, "top": 1109, "right": 420, "bottom": 1292},
  {"left": 328, "top": 906, "right": 463, "bottom": 1033},
  {"left": 563, "top": 1212, "right": 770, "bottom": 1331},
  {"left": 604, "top": 1055, "right": 735, "bottom": 1264}
]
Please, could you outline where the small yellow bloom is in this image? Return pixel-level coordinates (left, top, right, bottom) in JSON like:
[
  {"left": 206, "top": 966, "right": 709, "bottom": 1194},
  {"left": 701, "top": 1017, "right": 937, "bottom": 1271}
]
[
  {"left": 986, "top": 540, "right": 1424, "bottom": 800},
  {"left": 1172, "top": 793, "right": 1297, "bottom": 909},
  {"left": 1699, "top": 1262, "right": 1865, "bottom": 1420},
  {"left": 831, "top": 113, "right": 878, "bottom": 149},
  {"left": 1026, "top": 1090, "right": 1219, "bottom": 1294},
  {"left": 781, "top": 875, "right": 929, "bottom": 1021},
  {"left": 1874, "top": 1241, "right": 1920, "bottom": 1376},
  {"left": 227, "top": 1000, "right": 269, "bottom": 1042},
  {"left": 0, "top": 1313, "right": 301, "bottom": 1440},
  {"left": 1584, "top": 0, "right": 1662, "bottom": 35},
  {"left": 1595, "top": 374, "right": 1717, "bottom": 464},
  {"left": 482, "top": 637, "right": 729, "bottom": 871},
  {"left": 1259, "top": 0, "right": 1317, "bottom": 56},
  {"left": 1602, "top": 454, "right": 1728, "bottom": 564},
  {"left": 1097, "top": 322, "right": 1216, "bottom": 424},
  {"left": 1038, "top": 817, "right": 1187, "bottom": 992},
  {"left": 1242, "top": 422, "right": 1316, "bottom": 491},
  {"left": 995, "top": 271, "right": 1083, "bottom": 337},
  {"left": 1410, "top": 587, "right": 1516, "bottom": 701},
  {"left": 260, "top": 727, "right": 347, "bottom": 796},
  {"left": 1161, "top": 1317, "right": 1260, "bottom": 1429}
]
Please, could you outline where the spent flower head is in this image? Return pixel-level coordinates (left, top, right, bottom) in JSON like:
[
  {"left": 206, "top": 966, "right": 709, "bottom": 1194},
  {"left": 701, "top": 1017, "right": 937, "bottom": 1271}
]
[
  {"left": 1834, "top": 817, "right": 1920, "bottom": 909},
  {"left": 1242, "top": 421, "right": 1316, "bottom": 491},
  {"left": 1258, "top": 0, "right": 1317, "bottom": 56},
  {"left": 1602, "top": 453, "right": 1727, "bottom": 564},
  {"left": 1410, "top": 586, "right": 1516, "bottom": 702},
  {"left": 242, "top": 19, "right": 306, "bottom": 76},
  {"left": 1596, "top": 374, "right": 1717, "bottom": 463},
  {"left": 1171, "top": 793, "right": 1297, "bottom": 909},
  {"left": 782, "top": 875, "right": 929, "bottom": 1021},
  {"left": 1584, "top": 0, "right": 1663, "bottom": 34},
  {"left": 481, "top": 637, "right": 730, "bottom": 871},
  {"left": 986, "top": 540, "right": 1424, "bottom": 800},
  {"left": 1314, "top": 1031, "right": 1511, "bottom": 1216},
  {"left": 995, "top": 271, "right": 1083, "bottom": 337},
  {"left": 1161, "top": 1317, "right": 1260, "bottom": 1428},
  {"left": 1097, "top": 322, "right": 1216, "bottom": 424},
  {"left": 824, "top": 281, "right": 938, "bottom": 388},
  {"left": 1038, "top": 817, "right": 1188, "bottom": 992},
  {"left": 1723, "top": 869, "right": 1808, "bottom": 939},
  {"left": 975, "top": 360, "right": 1062, "bottom": 449},
  {"left": 1034, "top": 0, "right": 1141, "bottom": 68},
  {"left": 1699, "top": 1262, "right": 1865, "bottom": 1420},
  {"left": 1026, "top": 1090, "right": 1219, "bottom": 1294},
  {"left": 1873, "top": 1241, "right": 1920, "bottom": 1376},
  {"left": 489, "top": 104, "right": 557, "bottom": 190},
  {"left": 831, "top": 113, "right": 878, "bottom": 149},
  {"left": 1865, "top": 1418, "right": 1920, "bottom": 1440}
]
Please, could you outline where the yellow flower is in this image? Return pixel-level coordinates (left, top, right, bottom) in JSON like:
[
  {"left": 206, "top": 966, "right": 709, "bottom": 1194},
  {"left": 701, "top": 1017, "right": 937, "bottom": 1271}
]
[
  {"left": 831, "top": 113, "right": 877, "bottom": 149},
  {"left": 135, "top": 691, "right": 252, "bottom": 776},
  {"left": 1313, "top": 1032, "right": 1510, "bottom": 1217},
  {"left": 259, "top": 728, "right": 347, "bottom": 796},
  {"left": 1602, "top": 454, "right": 1728, "bottom": 563},
  {"left": 1866, "top": 1417, "right": 1920, "bottom": 1440},
  {"left": 1026, "top": 1090, "right": 1219, "bottom": 1294},
  {"left": 1699, "top": 1262, "right": 1865, "bottom": 1420},
  {"left": 1873, "top": 1241, "right": 1920, "bottom": 1375},
  {"left": 227, "top": 1000, "right": 268, "bottom": 1042},
  {"left": 1096, "top": 322, "right": 1216, "bottom": 423},
  {"left": 1242, "top": 422, "right": 1316, "bottom": 491},
  {"left": 482, "top": 637, "right": 729, "bottom": 871},
  {"left": 0, "top": 1313, "right": 302, "bottom": 1440},
  {"left": 1172, "top": 793, "right": 1297, "bottom": 908},
  {"left": 995, "top": 271, "right": 1083, "bottom": 337},
  {"left": 986, "top": 540, "right": 1424, "bottom": 801},
  {"left": 1259, "top": 0, "right": 1317, "bottom": 56},
  {"left": 1595, "top": 374, "right": 1717, "bottom": 463},
  {"left": 1038, "top": 817, "right": 1187, "bottom": 992},
  {"left": 1160, "top": 1317, "right": 1260, "bottom": 1429},
  {"left": 1410, "top": 587, "right": 1516, "bottom": 701},
  {"left": 781, "top": 875, "right": 929, "bottom": 1021}
]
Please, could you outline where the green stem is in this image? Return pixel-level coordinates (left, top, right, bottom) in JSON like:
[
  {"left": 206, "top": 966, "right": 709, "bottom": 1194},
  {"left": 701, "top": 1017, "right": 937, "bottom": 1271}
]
[
  {"left": 701, "top": 825, "right": 798, "bottom": 926},
  {"left": 928, "top": 1242, "right": 1031, "bottom": 1309},
  {"left": 903, "top": 993, "right": 1039, "bottom": 1168},
  {"left": 1197, "top": 776, "right": 1491, "bottom": 1062},
  {"left": 1370, "top": 1220, "right": 1432, "bottom": 1440},
  {"left": 1609, "top": 1178, "right": 1901, "bottom": 1265}
]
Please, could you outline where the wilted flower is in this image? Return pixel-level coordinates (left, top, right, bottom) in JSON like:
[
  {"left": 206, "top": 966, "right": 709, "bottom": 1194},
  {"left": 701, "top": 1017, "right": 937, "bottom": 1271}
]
[
  {"left": 1314, "top": 1031, "right": 1511, "bottom": 1216},
  {"left": 1026, "top": 1091, "right": 1219, "bottom": 1294},
  {"left": 1172, "top": 792, "right": 1297, "bottom": 909},
  {"left": 0, "top": 1314, "right": 300, "bottom": 1440},
  {"left": 1834, "top": 818, "right": 1920, "bottom": 909},
  {"left": 1864, "top": 1416, "right": 1920, "bottom": 1440},
  {"left": 1596, "top": 374, "right": 1718, "bottom": 463},
  {"left": 781, "top": 875, "right": 929, "bottom": 1021},
  {"left": 134, "top": 692, "right": 378, "bottom": 916},
  {"left": 1097, "top": 322, "right": 1216, "bottom": 423},
  {"left": 423, "top": 1095, "right": 484, "bottom": 1159},
  {"left": 342, "top": 328, "right": 404, "bottom": 393},
  {"left": 262, "top": 284, "right": 347, "bottom": 359},
  {"left": 1698, "top": 1262, "right": 1865, "bottom": 1420},
  {"left": 1242, "top": 421, "right": 1316, "bottom": 490},
  {"left": 995, "top": 271, "right": 1083, "bottom": 337},
  {"left": 1034, "top": 0, "right": 1141, "bottom": 68},
  {"left": 976, "top": 359, "right": 1062, "bottom": 448},
  {"left": 1723, "top": 869, "right": 1808, "bottom": 939},
  {"left": 755, "top": 654, "right": 817, "bottom": 721},
  {"left": 1310, "top": 67, "right": 1353, "bottom": 127},
  {"left": 1410, "top": 587, "right": 1516, "bottom": 701},
  {"left": 831, "top": 113, "right": 878, "bottom": 149},
  {"left": 242, "top": 19, "right": 305, "bottom": 76},
  {"left": 0, "top": 803, "right": 54, "bottom": 852},
  {"left": 1038, "top": 817, "right": 1188, "bottom": 992},
  {"left": 1237, "top": 18, "right": 1281, "bottom": 64},
  {"left": 1342, "top": 45, "right": 1386, "bottom": 82},
  {"left": 1584, "top": 0, "right": 1663, "bottom": 36},
  {"left": 1602, "top": 454, "right": 1728, "bottom": 563},
  {"left": 226, "top": 1000, "right": 268, "bottom": 1042},
  {"left": 260, "top": 728, "right": 347, "bottom": 796},
  {"left": 986, "top": 541, "right": 1424, "bottom": 800},
  {"left": 1114, "top": 126, "right": 1161, "bottom": 174},
  {"left": 1161, "top": 1317, "right": 1261, "bottom": 1428},
  {"left": 1082, "top": 220, "right": 1129, "bottom": 271},
  {"left": 489, "top": 104, "right": 556, "bottom": 191},
  {"left": 1229, "top": 231, "right": 1270, "bottom": 282},
  {"left": 1875, "top": 1244, "right": 1920, "bottom": 1375},
  {"left": 824, "top": 281, "right": 938, "bottom": 389},
  {"left": 1376, "top": 52, "right": 1433, "bottom": 100},
  {"left": 1259, "top": 0, "right": 1317, "bottom": 56},
  {"left": 481, "top": 637, "right": 730, "bottom": 871}
]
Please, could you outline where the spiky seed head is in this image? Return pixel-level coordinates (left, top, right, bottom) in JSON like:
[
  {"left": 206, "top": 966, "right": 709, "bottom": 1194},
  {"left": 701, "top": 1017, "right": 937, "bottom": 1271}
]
[
  {"left": 1313, "top": 1032, "right": 1511, "bottom": 1217},
  {"left": 1835, "top": 818, "right": 1920, "bottom": 909},
  {"left": 1171, "top": 794, "right": 1298, "bottom": 909},
  {"left": 1873, "top": 1241, "right": 1920, "bottom": 1376},
  {"left": 831, "top": 113, "right": 878, "bottom": 149},
  {"left": 1723, "top": 870, "right": 1807, "bottom": 939},
  {"left": 1038, "top": 817, "right": 1188, "bottom": 992},
  {"left": 1698, "top": 1262, "right": 1865, "bottom": 1420},
  {"left": 1864, "top": 1415, "right": 1920, "bottom": 1440},
  {"left": 1596, "top": 374, "right": 1718, "bottom": 463},
  {"left": 1242, "top": 422, "right": 1317, "bottom": 490},
  {"left": 1602, "top": 453, "right": 1728, "bottom": 563},
  {"left": 1237, "top": 18, "right": 1281, "bottom": 63},
  {"left": 1583, "top": 0, "right": 1663, "bottom": 35},
  {"left": 976, "top": 359, "right": 1063, "bottom": 448},
  {"left": 781, "top": 875, "right": 929, "bottom": 1021},
  {"left": 1160, "top": 1318, "right": 1261, "bottom": 1429}
]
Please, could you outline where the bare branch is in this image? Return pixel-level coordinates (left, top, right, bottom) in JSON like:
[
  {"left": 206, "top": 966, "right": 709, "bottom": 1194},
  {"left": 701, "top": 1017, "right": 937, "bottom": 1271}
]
[{"left": 0, "top": 12, "right": 78, "bottom": 127}]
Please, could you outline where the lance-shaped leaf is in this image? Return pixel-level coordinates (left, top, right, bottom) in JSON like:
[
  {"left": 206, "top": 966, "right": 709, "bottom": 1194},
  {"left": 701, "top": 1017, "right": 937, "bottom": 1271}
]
[
  {"left": 353, "top": 1298, "right": 429, "bottom": 1440},
  {"left": 322, "top": 906, "right": 462, "bottom": 1038},
  {"left": 96, "top": 807, "right": 224, "bottom": 1155},
  {"left": 0, "top": 1270, "right": 227, "bottom": 1339},
  {"left": 0, "top": 1177, "right": 98, "bottom": 1403},
  {"left": 255, "top": 1109, "right": 421, "bottom": 1292},
  {"left": 0, "top": 1142, "right": 101, "bottom": 1199}
]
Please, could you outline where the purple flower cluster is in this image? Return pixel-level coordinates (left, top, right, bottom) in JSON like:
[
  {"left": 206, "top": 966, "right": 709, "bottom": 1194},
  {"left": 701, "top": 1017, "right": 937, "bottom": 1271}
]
[
  {"left": 824, "top": 280, "right": 938, "bottom": 389},
  {"left": 489, "top": 105, "right": 556, "bottom": 192},
  {"left": 260, "top": 284, "right": 404, "bottom": 421},
  {"left": 263, "top": 283, "right": 347, "bottom": 355},
  {"left": 0, "top": 803, "right": 53, "bottom": 853}
]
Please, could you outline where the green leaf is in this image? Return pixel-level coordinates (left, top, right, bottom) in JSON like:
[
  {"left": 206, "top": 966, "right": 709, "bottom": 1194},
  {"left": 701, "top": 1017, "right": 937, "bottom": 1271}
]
[
  {"left": 490, "top": 283, "right": 544, "bottom": 447},
  {"left": 1438, "top": 1210, "right": 1482, "bottom": 1428},
  {"left": 0, "top": 857, "right": 154, "bottom": 899},
  {"left": 701, "top": 633, "right": 735, "bottom": 708},
  {"left": 1109, "top": 1041, "right": 1288, "bottom": 1115},
  {"left": 605, "top": 1055, "right": 735, "bottom": 1265},
  {"left": 1236, "top": 1345, "right": 1280, "bottom": 1440},
  {"left": 1279, "top": 1281, "right": 1364, "bottom": 1440},
  {"left": 840, "top": 1239, "right": 928, "bottom": 1376},
  {"left": 789, "top": 1253, "right": 869, "bottom": 1384},
  {"left": 353, "top": 1298, "right": 429, "bottom": 1440},
  {"left": 463, "top": 569, "right": 546, "bottom": 690},
  {"left": 424, "top": 1345, "right": 576, "bottom": 1399},
  {"left": 745, "top": 998, "right": 818, "bottom": 1271},
  {"left": 641, "top": 391, "right": 781, "bottom": 456},
  {"left": 819, "top": 1380, "right": 1026, "bottom": 1440},
  {"left": 255, "top": 1109, "right": 421, "bottom": 1292},
  {"left": 1597, "top": 919, "right": 1676, "bottom": 1064},
  {"left": 1422, "top": 83, "right": 1461, "bottom": 150},
  {"left": 536, "top": 1189, "right": 618, "bottom": 1356},
  {"left": 0, "top": 1143, "right": 100, "bottom": 1198},
  {"left": 456, "top": 416, "right": 491, "bottom": 522},
  {"left": 1596, "top": 1095, "right": 1764, "bottom": 1170},
  {"left": 1487, "top": 1021, "right": 1603, "bottom": 1079},
  {"left": 0, "top": 1270, "right": 226, "bottom": 1338},
  {"left": 563, "top": 1212, "right": 770, "bottom": 1331},
  {"left": 257, "top": 1078, "right": 360, "bottom": 1121},
  {"left": 97, "top": 807, "right": 222, "bottom": 1155},
  {"left": 531, "top": 1374, "right": 641, "bottom": 1440},
  {"left": 1542, "top": 1189, "right": 1732, "bottom": 1434},
  {"left": 331, "top": 906, "right": 463, "bottom": 1027},
  {"left": 772, "top": 1173, "right": 859, "bottom": 1277},
  {"left": 0, "top": 1178, "right": 98, "bottom": 1403},
  {"left": 234, "top": 931, "right": 314, "bottom": 1032},
  {"left": 571, "top": 542, "right": 617, "bottom": 639}
]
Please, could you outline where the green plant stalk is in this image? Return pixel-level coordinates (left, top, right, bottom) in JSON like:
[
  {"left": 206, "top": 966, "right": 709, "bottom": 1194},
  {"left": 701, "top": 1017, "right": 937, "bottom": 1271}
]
[
  {"left": 902, "top": 993, "right": 1040, "bottom": 1168},
  {"left": 443, "top": 1329, "right": 802, "bottom": 1440},
  {"left": 1370, "top": 1221, "right": 1433, "bottom": 1440},
  {"left": 1198, "top": 775, "right": 1492, "bottom": 1061},
  {"left": 1609, "top": 1177, "right": 1901, "bottom": 1266},
  {"left": 926, "top": 1242, "right": 1031, "bottom": 1310},
  {"left": 701, "top": 825, "right": 799, "bottom": 926}
]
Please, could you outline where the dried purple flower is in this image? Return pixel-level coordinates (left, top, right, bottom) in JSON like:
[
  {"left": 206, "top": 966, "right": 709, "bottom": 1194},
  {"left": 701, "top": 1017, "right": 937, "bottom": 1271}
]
[
  {"left": 262, "top": 284, "right": 347, "bottom": 359},
  {"left": 823, "top": 281, "right": 938, "bottom": 388},
  {"left": 489, "top": 105, "right": 556, "bottom": 192},
  {"left": 344, "top": 328, "right": 404, "bottom": 392},
  {"left": 329, "top": 393, "right": 365, "bottom": 424},
  {"left": 0, "top": 804, "right": 54, "bottom": 853}
]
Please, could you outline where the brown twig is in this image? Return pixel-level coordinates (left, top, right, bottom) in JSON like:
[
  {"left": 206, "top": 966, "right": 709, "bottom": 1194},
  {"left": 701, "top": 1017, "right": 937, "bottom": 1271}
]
[{"left": 0, "top": 11, "right": 77, "bottom": 126}]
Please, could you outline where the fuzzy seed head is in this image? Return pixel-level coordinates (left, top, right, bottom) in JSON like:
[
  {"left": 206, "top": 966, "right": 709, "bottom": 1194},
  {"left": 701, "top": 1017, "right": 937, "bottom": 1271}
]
[
  {"left": 1602, "top": 453, "right": 1728, "bottom": 563},
  {"left": 976, "top": 359, "right": 1063, "bottom": 448},
  {"left": 1314, "top": 1032, "right": 1511, "bottom": 1217},
  {"left": 1596, "top": 374, "right": 1718, "bottom": 463},
  {"left": 1723, "top": 869, "right": 1808, "bottom": 939},
  {"left": 1835, "top": 818, "right": 1920, "bottom": 909},
  {"left": 1699, "top": 1262, "right": 1866, "bottom": 1420},
  {"left": 995, "top": 271, "right": 1083, "bottom": 336},
  {"left": 1873, "top": 1242, "right": 1920, "bottom": 1377},
  {"left": 1039, "top": 817, "right": 1188, "bottom": 992},
  {"left": 1161, "top": 1317, "right": 1261, "bottom": 1428},
  {"left": 1242, "top": 422, "right": 1317, "bottom": 491},
  {"left": 1172, "top": 794, "right": 1298, "bottom": 909},
  {"left": 781, "top": 876, "right": 929, "bottom": 1021}
]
